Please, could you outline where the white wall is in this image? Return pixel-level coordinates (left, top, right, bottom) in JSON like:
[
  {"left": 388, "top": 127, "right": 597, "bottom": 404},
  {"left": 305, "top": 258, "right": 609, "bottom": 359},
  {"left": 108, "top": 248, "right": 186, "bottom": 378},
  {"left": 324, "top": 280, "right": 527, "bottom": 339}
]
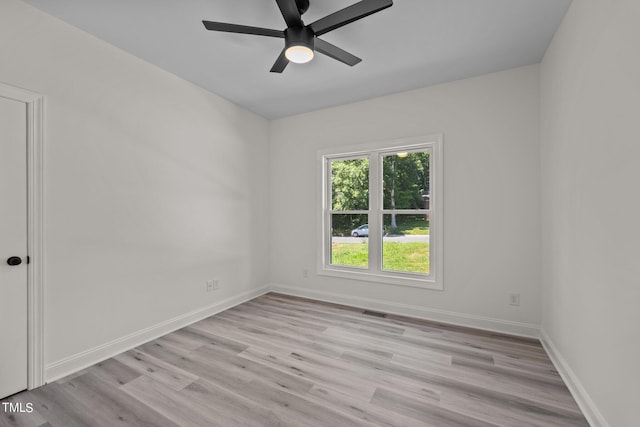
[
  {"left": 0, "top": 0, "right": 269, "bottom": 379},
  {"left": 540, "top": 1, "right": 640, "bottom": 425},
  {"left": 269, "top": 65, "right": 541, "bottom": 336}
]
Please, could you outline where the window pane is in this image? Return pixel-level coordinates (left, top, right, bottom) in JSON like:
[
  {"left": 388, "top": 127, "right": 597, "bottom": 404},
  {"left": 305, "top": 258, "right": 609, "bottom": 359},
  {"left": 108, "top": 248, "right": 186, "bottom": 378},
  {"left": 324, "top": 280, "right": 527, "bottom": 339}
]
[
  {"left": 331, "top": 158, "right": 369, "bottom": 211},
  {"left": 331, "top": 214, "right": 368, "bottom": 268},
  {"left": 382, "top": 151, "right": 430, "bottom": 210},
  {"left": 382, "top": 214, "right": 429, "bottom": 274}
]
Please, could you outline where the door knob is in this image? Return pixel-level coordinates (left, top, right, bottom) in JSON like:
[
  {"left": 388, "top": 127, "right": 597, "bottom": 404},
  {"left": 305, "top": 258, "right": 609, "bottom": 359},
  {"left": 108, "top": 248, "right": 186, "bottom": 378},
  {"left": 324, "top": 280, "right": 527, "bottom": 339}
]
[{"left": 6, "top": 256, "right": 22, "bottom": 266}]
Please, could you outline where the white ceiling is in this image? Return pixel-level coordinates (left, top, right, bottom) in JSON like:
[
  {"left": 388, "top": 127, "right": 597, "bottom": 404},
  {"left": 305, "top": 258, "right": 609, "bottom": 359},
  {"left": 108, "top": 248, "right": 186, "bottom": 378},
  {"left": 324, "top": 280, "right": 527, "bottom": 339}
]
[{"left": 23, "top": 0, "right": 571, "bottom": 119}]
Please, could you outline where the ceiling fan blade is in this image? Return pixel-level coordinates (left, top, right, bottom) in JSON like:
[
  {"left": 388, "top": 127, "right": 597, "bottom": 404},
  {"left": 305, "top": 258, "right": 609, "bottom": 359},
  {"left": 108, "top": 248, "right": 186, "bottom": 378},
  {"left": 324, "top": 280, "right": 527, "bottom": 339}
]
[
  {"left": 309, "top": 0, "right": 393, "bottom": 36},
  {"left": 275, "top": 0, "right": 303, "bottom": 28},
  {"left": 270, "top": 49, "right": 290, "bottom": 73},
  {"left": 315, "top": 38, "right": 362, "bottom": 66},
  {"left": 202, "top": 21, "right": 284, "bottom": 38}
]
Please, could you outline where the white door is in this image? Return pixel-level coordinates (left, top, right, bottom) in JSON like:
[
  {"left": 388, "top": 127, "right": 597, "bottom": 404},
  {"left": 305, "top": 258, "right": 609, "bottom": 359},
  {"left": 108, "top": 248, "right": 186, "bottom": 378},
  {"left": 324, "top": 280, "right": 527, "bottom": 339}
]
[{"left": 0, "top": 94, "right": 28, "bottom": 398}]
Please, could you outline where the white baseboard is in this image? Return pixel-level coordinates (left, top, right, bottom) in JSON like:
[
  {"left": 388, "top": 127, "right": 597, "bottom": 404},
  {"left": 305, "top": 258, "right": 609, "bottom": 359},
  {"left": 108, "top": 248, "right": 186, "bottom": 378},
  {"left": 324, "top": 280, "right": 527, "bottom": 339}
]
[
  {"left": 269, "top": 283, "right": 540, "bottom": 338},
  {"left": 45, "top": 285, "right": 270, "bottom": 383},
  {"left": 540, "top": 330, "right": 608, "bottom": 427}
]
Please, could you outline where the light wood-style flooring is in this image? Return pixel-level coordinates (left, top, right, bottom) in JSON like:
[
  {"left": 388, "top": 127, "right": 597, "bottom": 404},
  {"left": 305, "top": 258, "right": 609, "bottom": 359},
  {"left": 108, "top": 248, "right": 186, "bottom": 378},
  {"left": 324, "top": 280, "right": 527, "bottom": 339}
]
[{"left": 1, "top": 293, "right": 588, "bottom": 426}]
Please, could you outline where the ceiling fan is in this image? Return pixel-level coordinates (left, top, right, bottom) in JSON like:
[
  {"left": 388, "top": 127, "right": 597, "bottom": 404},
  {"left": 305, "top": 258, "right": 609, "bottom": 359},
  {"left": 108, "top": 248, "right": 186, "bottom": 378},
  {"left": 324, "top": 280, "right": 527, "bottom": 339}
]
[{"left": 202, "top": 0, "right": 393, "bottom": 73}]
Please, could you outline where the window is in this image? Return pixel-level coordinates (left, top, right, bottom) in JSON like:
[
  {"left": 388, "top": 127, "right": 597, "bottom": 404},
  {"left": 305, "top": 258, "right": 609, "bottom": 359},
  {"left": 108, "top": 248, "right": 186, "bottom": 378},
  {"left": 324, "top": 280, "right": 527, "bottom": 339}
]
[{"left": 319, "top": 135, "right": 443, "bottom": 289}]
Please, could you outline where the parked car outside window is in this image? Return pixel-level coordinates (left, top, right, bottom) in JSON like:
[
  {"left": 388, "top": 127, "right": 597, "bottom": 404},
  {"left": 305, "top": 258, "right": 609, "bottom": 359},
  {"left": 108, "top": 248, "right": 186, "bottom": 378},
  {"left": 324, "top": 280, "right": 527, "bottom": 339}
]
[{"left": 351, "top": 224, "right": 369, "bottom": 237}]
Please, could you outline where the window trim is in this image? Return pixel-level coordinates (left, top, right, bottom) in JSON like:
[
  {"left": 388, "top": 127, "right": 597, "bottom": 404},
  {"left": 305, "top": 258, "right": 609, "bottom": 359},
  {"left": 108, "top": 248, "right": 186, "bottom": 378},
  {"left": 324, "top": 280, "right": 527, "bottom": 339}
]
[{"left": 317, "top": 134, "right": 443, "bottom": 290}]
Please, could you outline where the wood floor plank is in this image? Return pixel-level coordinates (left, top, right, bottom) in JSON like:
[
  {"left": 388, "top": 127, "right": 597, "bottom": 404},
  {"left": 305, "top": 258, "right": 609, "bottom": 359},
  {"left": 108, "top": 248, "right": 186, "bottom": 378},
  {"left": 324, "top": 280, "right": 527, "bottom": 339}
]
[
  {"left": 357, "top": 327, "right": 499, "bottom": 363},
  {"left": 174, "top": 342, "right": 316, "bottom": 395},
  {"left": 0, "top": 293, "right": 589, "bottom": 427},
  {"left": 312, "top": 333, "right": 395, "bottom": 359},
  {"left": 181, "top": 379, "right": 288, "bottom": 427},
  {"left": 371, "top": 387, "right": 498, "bottom": 427},
  {"left": 176, "top": 325, "right": 249, "bottom": 353},
  {"left": 236, "top": 302, "right": 329, "bottom": 332},
  {"left": 405, "top": 330, "right": 549, "bottom": 363},
  {"left": 305, "top": 384, "right": 427, "bottom": 427},
  {"left": 343, "top": 352, "right": 577, "bottom": 412},
  {"left": 342, "top": 350, "right": 584, "bottom": 417},
  {"left": 213, "top": 312, "right": 321, "bottom": 349},
  {"left": 144, "top": 346, "right": 374, "bottom": 427},
  {"left": 322, "top": 326, "right": 454, "bottom": 365},
  {"left": 238, "top": 346, "right": 378, "bottom": 400},
  {"left": 121, "top": 376, "right": 232, "bottom": 427},
  {"left": 114, "top": 349, "right": 199, "bottom": 391},
  {"left": 256, "top": 296, "right": 405, "bottom": 333},
  {"left": 493, "top": 353, "right": 559, "bottom": 373},
  {"left": 236, "top": 377, "right": 377, "bottom": 427},
  {"left": 0, "top": 395, "right": 48, "bottom": 427},
  {"left": 55, "top": 372, "right": 180, "bottom": 427},
  {"left": 439, "top": 390, "right": 590, "bottom": 427},
  {"left": 19, "top": 383, "right": 103, "bottom": 427},
  {"left": 450, "top": 355, "right": 566, "bottom": 387},
  {"left": 83, "top": 358, "right": 141, "bottom": 389},
  {"left": 189, "top": 319, "right": 299, "bottom": 357}
]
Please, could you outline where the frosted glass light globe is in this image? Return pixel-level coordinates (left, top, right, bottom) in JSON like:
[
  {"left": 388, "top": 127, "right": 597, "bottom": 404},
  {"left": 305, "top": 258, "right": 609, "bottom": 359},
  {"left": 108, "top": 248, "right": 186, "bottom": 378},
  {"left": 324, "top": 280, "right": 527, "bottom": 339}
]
[{"left": 285, "top": 45, "right": 314, "bottom": 64}]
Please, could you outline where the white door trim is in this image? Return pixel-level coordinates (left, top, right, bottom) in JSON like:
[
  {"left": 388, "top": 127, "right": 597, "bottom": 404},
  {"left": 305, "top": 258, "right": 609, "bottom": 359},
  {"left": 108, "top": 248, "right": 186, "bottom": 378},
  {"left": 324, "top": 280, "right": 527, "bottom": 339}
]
[{"left": 0, "top": 82, "right": 44, "bottom": 389}]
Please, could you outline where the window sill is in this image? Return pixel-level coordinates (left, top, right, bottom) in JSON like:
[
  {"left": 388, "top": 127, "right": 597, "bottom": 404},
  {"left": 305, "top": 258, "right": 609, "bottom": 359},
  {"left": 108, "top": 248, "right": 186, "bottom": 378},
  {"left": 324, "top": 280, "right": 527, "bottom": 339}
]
[{"left": 317, "top": 266, "right": 443, "bottom": 290}]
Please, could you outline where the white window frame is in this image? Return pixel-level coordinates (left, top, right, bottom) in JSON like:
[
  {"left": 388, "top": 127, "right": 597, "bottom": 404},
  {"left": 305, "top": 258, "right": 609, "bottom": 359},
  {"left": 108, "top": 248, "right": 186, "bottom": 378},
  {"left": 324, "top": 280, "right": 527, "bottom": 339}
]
[{"left": 317, "top": 134, "right": 443, "bottom": 290}]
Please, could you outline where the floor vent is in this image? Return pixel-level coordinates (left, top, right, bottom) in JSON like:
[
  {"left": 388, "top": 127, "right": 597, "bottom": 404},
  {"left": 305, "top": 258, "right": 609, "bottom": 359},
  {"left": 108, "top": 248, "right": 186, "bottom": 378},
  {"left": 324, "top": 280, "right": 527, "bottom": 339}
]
[{"left": 362, "top": 310, "right": 387, "bottom": 318}]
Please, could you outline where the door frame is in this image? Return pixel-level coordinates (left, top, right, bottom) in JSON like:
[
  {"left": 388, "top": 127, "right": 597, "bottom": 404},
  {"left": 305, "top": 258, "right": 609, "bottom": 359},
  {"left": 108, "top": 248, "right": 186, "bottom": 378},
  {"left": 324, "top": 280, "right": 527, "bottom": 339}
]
[{"left": 0, "top": 82, "right": 44, "bottom": 389}]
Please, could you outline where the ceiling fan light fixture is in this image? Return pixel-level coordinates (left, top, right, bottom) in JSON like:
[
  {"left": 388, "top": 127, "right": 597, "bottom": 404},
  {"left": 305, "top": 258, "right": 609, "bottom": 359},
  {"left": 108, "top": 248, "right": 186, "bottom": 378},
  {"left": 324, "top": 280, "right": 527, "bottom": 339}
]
[
  {"left": 285, "top": 45, "right": 314, "bottom": 63},
  {"left": 284, "top": 26, "right": 315, "bottom": 64}
]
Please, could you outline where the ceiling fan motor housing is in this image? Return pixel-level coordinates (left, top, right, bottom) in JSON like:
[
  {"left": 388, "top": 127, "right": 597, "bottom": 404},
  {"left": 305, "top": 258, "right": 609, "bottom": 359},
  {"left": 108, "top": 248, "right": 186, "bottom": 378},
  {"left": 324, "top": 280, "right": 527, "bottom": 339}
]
[
  {"left": 285, "top": 26, "right": 315, "bottom": 52},
  {"left": 296, "top": 0, "right": 310, "bottom": 15}
]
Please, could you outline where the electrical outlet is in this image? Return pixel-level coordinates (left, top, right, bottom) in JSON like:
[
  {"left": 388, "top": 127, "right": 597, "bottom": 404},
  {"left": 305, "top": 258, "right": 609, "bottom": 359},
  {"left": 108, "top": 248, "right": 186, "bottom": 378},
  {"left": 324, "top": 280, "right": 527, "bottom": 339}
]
[
  {"left": 206, "top": 280, "right": 214, "bottom": 292},
  {"left": 303, "top": 269, "right": 309, "bottom": 278},
  {"left": 212, "top": 279, "right": 220, "bottom": 290},
  {"left": 509, "top": 293, "right": 520, "bottom": 306}
]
